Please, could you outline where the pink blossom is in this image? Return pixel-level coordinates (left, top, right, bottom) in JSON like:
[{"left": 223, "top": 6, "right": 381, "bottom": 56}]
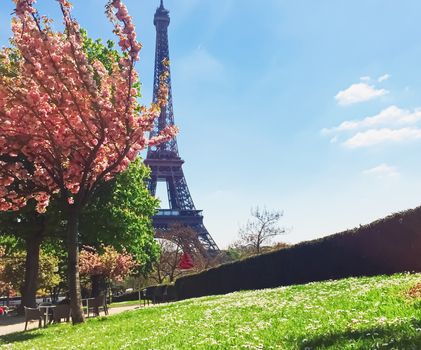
[{"left": 0, "top": 0, "right": 177, "bottom": 214}]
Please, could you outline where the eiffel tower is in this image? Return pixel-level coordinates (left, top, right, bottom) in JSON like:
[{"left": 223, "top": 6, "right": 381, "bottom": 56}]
[{"left": 145, "top": 0, "right": 219, "bottom": 254}]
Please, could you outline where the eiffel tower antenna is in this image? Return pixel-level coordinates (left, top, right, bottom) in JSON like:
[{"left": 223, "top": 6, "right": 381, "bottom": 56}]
[{"left": 145, "top": 2, "right": 219, "bottom": 254}]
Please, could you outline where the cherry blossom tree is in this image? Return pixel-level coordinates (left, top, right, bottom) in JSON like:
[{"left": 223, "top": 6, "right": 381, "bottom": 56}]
[
  {"left": 80, "top": 246, "right": 137, "bottom": 282},
  {"left": 0, "top": 0, "right": 176, "bottom": 323},
  {"left": 79, "top": 245, "right": 137, "bottom": 297}
]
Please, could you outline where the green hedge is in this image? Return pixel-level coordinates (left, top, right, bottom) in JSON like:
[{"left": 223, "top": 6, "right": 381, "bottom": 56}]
[
  {"left": 175, "top": 206, "right": 421, "bottom": 299},
  {"left": 114, "top": 206, "right": 421, "bottom": 302}
]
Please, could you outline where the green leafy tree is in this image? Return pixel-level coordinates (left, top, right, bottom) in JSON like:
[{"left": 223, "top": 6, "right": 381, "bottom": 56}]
[
  {"left": 0, "top": 245, "right": 11, "bottom": 296},
  {"left": 0, "top": 205, "right": 63, "bottom": 309},
  {"left": 1, "top": 248, "right": 61, "bottom": 298},
  {"left": 80, "top": 159, "right": 160, "bottom": 277}
]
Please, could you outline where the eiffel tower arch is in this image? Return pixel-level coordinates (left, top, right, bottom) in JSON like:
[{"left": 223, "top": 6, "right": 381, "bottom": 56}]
[{"left": 145, "top": 1, "right": 219, "bottom": 255}]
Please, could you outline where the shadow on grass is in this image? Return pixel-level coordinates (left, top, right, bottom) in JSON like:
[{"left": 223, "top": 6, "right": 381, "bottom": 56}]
[
  {"left": 412, "top": 300, "right": 421, "bottom": 310},
  {"left": 0, "top": 331, "right": 42, "bottom": 344},
  {"left": 298, "top": 320, "right": 421, "bottom": 349}
]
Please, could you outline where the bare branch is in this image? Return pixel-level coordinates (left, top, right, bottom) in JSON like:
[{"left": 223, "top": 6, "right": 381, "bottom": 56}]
[{"left": 236, "top": 206, "right": 285, "bottom": 255}]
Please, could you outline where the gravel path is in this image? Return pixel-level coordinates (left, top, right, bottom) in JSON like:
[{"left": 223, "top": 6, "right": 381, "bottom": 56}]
[{"left": 0, "top": 305, "right": 140, "bottom": 336}]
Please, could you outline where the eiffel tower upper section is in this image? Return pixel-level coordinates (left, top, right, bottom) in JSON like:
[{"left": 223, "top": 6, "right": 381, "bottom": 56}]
[
  {"left": 145, "top": 1, "right": 219, "bottom": 253},
  {"left": 148, "top": 0, "right": 178, "bottom": 159}
]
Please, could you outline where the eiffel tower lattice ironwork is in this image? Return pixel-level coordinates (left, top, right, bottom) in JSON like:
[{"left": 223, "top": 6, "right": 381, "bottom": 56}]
[{"left": 145, "top": 0, "right": 219, "bottom": 254}]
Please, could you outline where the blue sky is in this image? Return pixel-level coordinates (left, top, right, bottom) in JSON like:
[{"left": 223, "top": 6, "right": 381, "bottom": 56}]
[{"left": 2, "top": 1, "right": 421, "bottom": 248}]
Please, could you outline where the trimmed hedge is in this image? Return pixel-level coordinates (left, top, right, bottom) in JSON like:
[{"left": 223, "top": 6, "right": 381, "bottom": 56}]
[
  {"left": 175, "top": 206, "right": 421, "bottom": 299},
  {"left": 114, "top": 206, "right": 421, "bottom": 303}
]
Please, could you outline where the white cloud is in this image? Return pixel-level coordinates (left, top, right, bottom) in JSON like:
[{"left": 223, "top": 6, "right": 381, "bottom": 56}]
[
  {"left": 363, "top": 164, "right": 399, "bottom": 177},
  {"left": 324, "top": 106, "right": 421, "bottom": 133},
  {"left": 360, "top": 76, "right": 371, "bottom": 82},
  {"left": 335, "top": 83, "right": 389, "bottom": 106},
  {"left": 378, "top": 74, "right": 391, "bottom": 83},
  {"left": 343, "top": 128, "right": 421, "bottom": 148}
]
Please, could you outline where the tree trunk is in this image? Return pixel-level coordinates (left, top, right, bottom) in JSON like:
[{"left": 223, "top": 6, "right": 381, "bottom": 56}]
[
  {"left": 66, "top": 207, "right": 84, "bottom": 324},
  {"left": 91, "top": 275, "right": 106, "bottom": 298},
  {"left": 50, "top": 286, "right": 61, "bottom": 304},
  {"left": 20, "top": 231, "right": 43, "bottom": 312}
]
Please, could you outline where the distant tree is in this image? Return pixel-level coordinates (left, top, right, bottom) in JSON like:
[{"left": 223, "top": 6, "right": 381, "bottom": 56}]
[
  {"left": 150, "top": 225, "right": 222, "bottom": 284},
  {"left": 235, "top": 207, "right": 285, "bottom": 255},
  {"left": 150, "top": 238, "right": 183, "bottom": 285},
  {"left": 0, "top": 205, "right": 63, "bottom": 310},
  {"left": 224, "top": 246, "right": 243, "bottom": 262},
  {"left": 271, "top": 242, "right": 290, "bottom": 251},
  {"left": 0, "top": 235, "right": 20, "bottom": 253},
  {"left": 79, "top": 245, "right": 137, "bottom": 296},
  {"left": 1, "top": 248, "right": 61, "bottom": 298},
  {"left": 0, "top": 246, "right": 11, "bottom": 296}
]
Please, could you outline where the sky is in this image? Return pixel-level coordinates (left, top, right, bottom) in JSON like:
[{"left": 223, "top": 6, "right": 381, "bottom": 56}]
[{"left": 2, "top": 1, "right": 421, "bottom": 248}]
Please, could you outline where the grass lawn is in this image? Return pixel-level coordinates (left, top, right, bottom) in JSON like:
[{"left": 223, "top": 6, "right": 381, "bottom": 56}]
[{"left": 1, "top": 273, "right": 421, "bottom": 349}]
